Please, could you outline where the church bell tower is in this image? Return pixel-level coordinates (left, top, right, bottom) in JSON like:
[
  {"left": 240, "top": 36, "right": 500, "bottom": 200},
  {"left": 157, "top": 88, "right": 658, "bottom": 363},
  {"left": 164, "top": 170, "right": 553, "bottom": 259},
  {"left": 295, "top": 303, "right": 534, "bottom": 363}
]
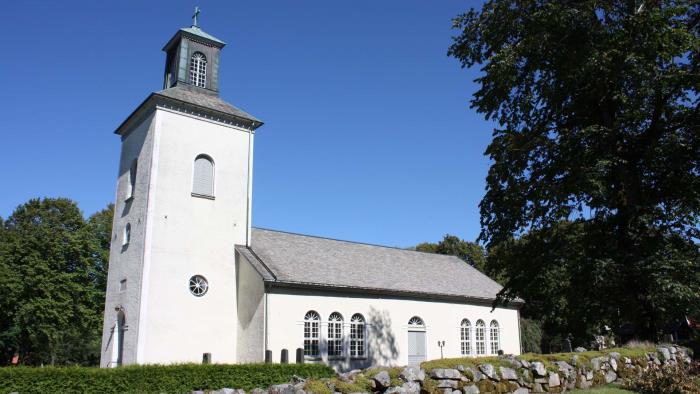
[
  {"left": 100, "top": 8, "right": 263, "bottom": 367},
  {"left": 162, "top": 7, "right": 224, "bottom": 93}
]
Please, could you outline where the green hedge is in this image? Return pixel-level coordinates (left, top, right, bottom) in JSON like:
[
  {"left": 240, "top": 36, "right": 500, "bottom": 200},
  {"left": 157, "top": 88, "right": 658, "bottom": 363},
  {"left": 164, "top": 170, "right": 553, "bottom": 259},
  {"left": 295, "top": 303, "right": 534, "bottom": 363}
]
[{"left": 0, "top": 363, "right": 335, "bottom": 394}]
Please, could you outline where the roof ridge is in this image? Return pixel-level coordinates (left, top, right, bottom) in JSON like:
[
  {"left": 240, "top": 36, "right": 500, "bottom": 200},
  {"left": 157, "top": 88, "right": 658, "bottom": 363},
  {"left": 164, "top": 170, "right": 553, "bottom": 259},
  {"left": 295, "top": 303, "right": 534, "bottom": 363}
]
[{"left": 251, "top": 226, "right": 463, "bottom": 259}]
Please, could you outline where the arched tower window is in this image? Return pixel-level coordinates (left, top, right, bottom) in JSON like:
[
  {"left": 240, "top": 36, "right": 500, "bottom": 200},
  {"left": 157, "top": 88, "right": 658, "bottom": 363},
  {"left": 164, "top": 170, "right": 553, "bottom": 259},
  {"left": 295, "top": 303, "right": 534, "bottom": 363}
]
[
  {"left": 127, "top": 159, "right": 137, "bottom": 199},
  {"left": 475, "top": 320, "right": 486, "bottom": 355},
  {"left": 327, "top": 312, "right": 344, "bottom": 358},
  {"left": 123, "top": 223, "right": 131, "bottom": 246},
  {"left": 192, "top": 155, "right": 214, "bottom": 197},
  {"left": 114, "top": 310, "right": 126, "bottom": 367},
  {"left": 303, "top": 311, "right": 320, "bottom": 357},
  {"left": 189, "top": 52, "right": 207, "bottom": 88},
  {"left": 490, "top": 320, "right": 500, "bottom": 354},
  {"left": 460, "top": 319, "right": 471, "bottom": 355},
  {"left": 350, "top": 313, "right": 366, "bottom": 358}
]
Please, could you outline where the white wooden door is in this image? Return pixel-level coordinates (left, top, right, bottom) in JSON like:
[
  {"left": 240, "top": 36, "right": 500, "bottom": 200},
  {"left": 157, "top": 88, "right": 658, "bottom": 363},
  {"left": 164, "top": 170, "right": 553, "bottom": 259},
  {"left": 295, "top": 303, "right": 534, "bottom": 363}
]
[{"left": 407, "top": 331, "right": 426, "bottom": 366}]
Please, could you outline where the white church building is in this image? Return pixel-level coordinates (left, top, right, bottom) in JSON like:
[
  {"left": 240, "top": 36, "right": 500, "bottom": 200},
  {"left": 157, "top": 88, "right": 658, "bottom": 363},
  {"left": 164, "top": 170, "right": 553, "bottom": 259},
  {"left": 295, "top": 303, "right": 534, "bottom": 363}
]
[{"left": 100, "top": 12, "right": 522, "bottom": 370}]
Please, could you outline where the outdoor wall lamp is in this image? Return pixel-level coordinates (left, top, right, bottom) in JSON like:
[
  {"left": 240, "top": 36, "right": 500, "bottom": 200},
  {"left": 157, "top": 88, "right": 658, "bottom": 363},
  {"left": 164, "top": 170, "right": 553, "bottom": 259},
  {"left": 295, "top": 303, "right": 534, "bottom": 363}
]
[{"left": 437, "top": 340, "right": 446, "bottom": 359}]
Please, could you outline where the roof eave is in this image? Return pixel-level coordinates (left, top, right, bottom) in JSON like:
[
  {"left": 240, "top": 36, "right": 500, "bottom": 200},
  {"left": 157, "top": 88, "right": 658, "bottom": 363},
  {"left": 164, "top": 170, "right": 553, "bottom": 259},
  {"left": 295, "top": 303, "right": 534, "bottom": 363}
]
[
  {"left": 162, "top": 28, "right": 225, "bottom": 52},
  {"left": 114, "top": 93, "right": 157, "bottom": 135},
  {"left": 264, "top": 280, "right": 525, "bottom": 308},
  {"left": 115, "top": 92, "right": 264, "bottom": 136}
]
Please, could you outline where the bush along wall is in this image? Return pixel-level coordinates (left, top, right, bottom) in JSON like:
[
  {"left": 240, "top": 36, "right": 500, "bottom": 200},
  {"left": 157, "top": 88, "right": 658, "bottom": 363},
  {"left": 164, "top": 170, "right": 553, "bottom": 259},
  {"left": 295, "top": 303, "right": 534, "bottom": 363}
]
[
  {"left": 0, "top": 363, "right": 335, "bottom": 394},
  {"left": 0, "top": 346, "right": 694, "bottom": 393}
]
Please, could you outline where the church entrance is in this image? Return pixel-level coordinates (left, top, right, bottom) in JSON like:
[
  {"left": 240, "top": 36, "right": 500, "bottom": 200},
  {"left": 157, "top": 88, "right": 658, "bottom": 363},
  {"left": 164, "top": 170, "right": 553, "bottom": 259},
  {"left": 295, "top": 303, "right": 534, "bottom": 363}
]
[
  {"left": 407, "top": 316, "right": 427, "bottom": 366},
  {"left": 407, "top": 330, "right": 426, "bottom": 366}
]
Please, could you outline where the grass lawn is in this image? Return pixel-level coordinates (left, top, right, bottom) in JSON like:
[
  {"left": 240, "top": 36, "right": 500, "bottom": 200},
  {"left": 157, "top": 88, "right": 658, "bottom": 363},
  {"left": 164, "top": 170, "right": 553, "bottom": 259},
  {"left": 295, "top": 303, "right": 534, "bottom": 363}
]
[
  {"left": 570, "top": 385, "right": 637, "bottom": 394},
  {"left": 421, "top": 346, "right": 655, "bottom": 372}
]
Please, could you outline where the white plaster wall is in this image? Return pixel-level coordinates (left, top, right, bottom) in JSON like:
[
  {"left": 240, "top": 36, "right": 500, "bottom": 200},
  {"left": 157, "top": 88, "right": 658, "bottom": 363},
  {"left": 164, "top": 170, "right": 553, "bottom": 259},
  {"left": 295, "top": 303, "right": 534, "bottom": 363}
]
[
  {"left": 236, "top": 251, "right": 266, "bottom": 362},
  {"left": 266, "top": 289, "right": 520, "bottom": 370},
  {"left": 138, "top": 108, "right": 253, "bottom": 364},
  {"left": 100, "top": 112, "right": 157, "bottom": 367}
]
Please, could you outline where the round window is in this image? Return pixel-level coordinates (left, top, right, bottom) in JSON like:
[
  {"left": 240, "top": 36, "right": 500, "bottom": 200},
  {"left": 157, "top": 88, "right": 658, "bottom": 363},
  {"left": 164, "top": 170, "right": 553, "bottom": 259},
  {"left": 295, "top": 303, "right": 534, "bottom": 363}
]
[{"left": 189, "top": 275, "right": 209, "bottom": 297}]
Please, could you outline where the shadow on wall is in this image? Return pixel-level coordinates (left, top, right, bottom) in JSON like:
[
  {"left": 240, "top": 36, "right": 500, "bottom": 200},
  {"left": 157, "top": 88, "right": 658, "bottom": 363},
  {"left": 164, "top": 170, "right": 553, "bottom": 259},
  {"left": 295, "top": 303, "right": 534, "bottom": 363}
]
[
  {"left": 367, "top": 306, "right": 399, "bottom": 366},
  {"left": 325, "top": 306, "right": 399, "bottom": 371}
]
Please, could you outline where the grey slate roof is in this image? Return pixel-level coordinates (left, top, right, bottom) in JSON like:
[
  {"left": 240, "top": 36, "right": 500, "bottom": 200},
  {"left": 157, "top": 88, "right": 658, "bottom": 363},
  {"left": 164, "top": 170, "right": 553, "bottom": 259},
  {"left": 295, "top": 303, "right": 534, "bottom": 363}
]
[
  {"left": 155, "top": 85, "right": 261, "bottom": 123},
  {"left": 238, "top": 228, "right": 515, "bottom": 304},
  {"left": 115, "top": 85, "right": 263, "bottom": 134}
]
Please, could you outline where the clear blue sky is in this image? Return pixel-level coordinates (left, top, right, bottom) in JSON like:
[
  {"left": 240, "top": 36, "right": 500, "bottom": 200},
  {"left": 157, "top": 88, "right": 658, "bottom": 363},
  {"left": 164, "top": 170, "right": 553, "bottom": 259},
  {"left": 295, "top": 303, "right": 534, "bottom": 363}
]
[{"left": 1, "top": 1, "right": 494, "bottom": 248}]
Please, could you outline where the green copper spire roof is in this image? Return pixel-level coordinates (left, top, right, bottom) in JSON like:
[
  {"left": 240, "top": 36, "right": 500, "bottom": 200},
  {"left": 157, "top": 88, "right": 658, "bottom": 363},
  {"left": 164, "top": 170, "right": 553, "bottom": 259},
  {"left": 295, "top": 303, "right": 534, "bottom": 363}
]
[{"left": 179, "top": 25, "right": 226, "bottom": 45}]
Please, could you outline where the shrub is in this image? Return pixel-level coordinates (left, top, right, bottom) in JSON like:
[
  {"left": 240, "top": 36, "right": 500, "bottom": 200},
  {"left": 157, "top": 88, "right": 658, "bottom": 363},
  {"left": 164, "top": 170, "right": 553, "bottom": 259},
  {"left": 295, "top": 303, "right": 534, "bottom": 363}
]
[
  {"left": 0, "top": 363, "right": 335, "bottom": 394},
  {"left": 625, "top": 362, "right": 700, "bottom": 394},
  {"left": 304, "top": 379, "right": 332, "bottom": 394},
  {"left": 332, "top": 375, "right": 372, "bottom": 394}
]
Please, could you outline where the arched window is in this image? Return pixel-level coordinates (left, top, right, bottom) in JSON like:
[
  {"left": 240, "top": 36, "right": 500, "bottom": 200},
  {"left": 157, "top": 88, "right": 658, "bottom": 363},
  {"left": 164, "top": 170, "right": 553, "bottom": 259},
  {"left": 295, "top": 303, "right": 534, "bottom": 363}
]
[
  {"left": 123, "top": 223, "right": 131, "bottom": 246},
  {"left": 303, "top": 311, "right": 320, "bottom": 357},
  {"left": 327, "top": 312, "right": 344, "bottom": 358},
  {"left": 127, "top": 159, "right": 137, "bottom": 199},
  {"left": 460, "top": 319, "right": 471, "bottom": 355},
  {"left": 114, "top": 310, "right": 125, "bottom": 367},
  {"left": 192, "top": 155, "right": 214, "bottom": 197},
  {"left": 408, "top": 316, "right": 425, "bottom": 328},
  {"left": 350, "top": 313, "right": 366, "bottom": 358},
  {"left": 189, "top": 52, "right": 207, "bottom": 88},
  {"left": 490, "top": 320, "right": 500, "bottom": 354},
  {"left": 475, "top": 320, "right": 486, "bottom": 355}
]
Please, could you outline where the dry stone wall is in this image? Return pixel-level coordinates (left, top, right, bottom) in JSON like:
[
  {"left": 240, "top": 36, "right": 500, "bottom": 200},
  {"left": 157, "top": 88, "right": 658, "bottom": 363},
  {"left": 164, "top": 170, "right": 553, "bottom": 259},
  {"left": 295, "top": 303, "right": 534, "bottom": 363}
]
[{"left": 191, "top": 345, "right": 692, "bottom": 394}]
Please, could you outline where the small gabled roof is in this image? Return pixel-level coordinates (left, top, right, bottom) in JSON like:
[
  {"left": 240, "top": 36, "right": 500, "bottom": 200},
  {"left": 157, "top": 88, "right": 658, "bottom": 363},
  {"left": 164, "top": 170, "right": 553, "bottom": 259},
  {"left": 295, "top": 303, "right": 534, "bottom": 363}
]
[
  {"left": 237, "top": 228, "right": 521, "bottom": 306},
  {"left": 162, "top": 26, "right": 226, "bottom": 51},
  {"left": 180, "top": 26, "right": 225, "bottom": 45}
]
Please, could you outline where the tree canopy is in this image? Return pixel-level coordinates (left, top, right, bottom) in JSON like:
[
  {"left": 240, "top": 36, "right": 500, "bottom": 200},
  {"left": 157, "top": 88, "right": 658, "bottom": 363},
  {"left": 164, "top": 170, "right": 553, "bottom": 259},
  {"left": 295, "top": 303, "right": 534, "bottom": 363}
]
[
  {"left": 449, "top": 0, "right": 700, "bottom": 341},
  {"left": 415, "top": 234, "right": 487, "bottom": 272},
  {"left": 0, "top": 198, "right": 112, "bottom": 365}
]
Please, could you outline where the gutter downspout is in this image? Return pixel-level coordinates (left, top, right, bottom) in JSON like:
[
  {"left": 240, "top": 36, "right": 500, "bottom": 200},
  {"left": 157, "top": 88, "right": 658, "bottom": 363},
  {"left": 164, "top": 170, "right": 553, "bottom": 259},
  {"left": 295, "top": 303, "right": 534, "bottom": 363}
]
[
  {"left": 245, "top": 128, "right": 253, "bottom": 246},
  {"left": 263, "top": 289, "right": 269, "bottom": 360},
  {"left": 517, "top": 308, "right": 523, "bottom": 355}
]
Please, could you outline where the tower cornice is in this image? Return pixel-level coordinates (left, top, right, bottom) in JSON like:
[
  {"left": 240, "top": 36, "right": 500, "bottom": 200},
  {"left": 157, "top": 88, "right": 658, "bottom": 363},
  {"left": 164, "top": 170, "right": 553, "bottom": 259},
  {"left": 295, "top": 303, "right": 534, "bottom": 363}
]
[{"left": 116, "top": 87, "right": 263, "bottom": 137}]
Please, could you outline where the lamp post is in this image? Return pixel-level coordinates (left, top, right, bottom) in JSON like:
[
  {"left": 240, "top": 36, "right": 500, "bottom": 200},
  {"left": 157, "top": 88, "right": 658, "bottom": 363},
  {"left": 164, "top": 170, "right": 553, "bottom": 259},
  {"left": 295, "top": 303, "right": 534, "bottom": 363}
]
[{"left": 437, "top": 340, "right": 445, "bottom": 359}]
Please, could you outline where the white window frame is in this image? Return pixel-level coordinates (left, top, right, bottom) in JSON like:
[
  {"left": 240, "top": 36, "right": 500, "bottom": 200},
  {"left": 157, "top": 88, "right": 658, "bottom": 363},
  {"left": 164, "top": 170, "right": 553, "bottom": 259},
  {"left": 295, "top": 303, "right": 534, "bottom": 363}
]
[
  {"left": 475, "top": 319, "right": 486, "bottom": 355},
  {"left": 189, "top": 52, "right": 207, "bottom": 88},
  {"left": 408, "top": 316, "right": 425, "bottom": 330},
  {"left": 489, "top": 320, "right": 500, "bottom": 355},
  {"left": 191, "top": 154, "right": 215, "bottom": 199},
  {"left": 327, "top": 312, "right": 344, "bottom": 359},
  {"left": 303, "top": 311, "right": 321, "bottom": 359},
  {"left": 188, "top": 275, "right": 209, "bottom": 297},
  {"left": 460, "top": 319, "right": 471, "bottom": 356},
  {"left": 349, "top": 313, "right": 366, "bottom": 359}
]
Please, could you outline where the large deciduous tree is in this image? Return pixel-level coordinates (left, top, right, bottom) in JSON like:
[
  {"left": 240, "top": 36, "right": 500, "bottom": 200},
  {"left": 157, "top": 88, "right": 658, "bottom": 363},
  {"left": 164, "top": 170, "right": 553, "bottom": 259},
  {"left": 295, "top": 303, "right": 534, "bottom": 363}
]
[
  {"left": 415, "top": 234, "right": 487, "bottom": 272},
  {"left": 0, "top": 198, "right": 112, "bottom": 365},
  {"left": 449, "top": 1, "right": 700, "bottom": 340}
]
